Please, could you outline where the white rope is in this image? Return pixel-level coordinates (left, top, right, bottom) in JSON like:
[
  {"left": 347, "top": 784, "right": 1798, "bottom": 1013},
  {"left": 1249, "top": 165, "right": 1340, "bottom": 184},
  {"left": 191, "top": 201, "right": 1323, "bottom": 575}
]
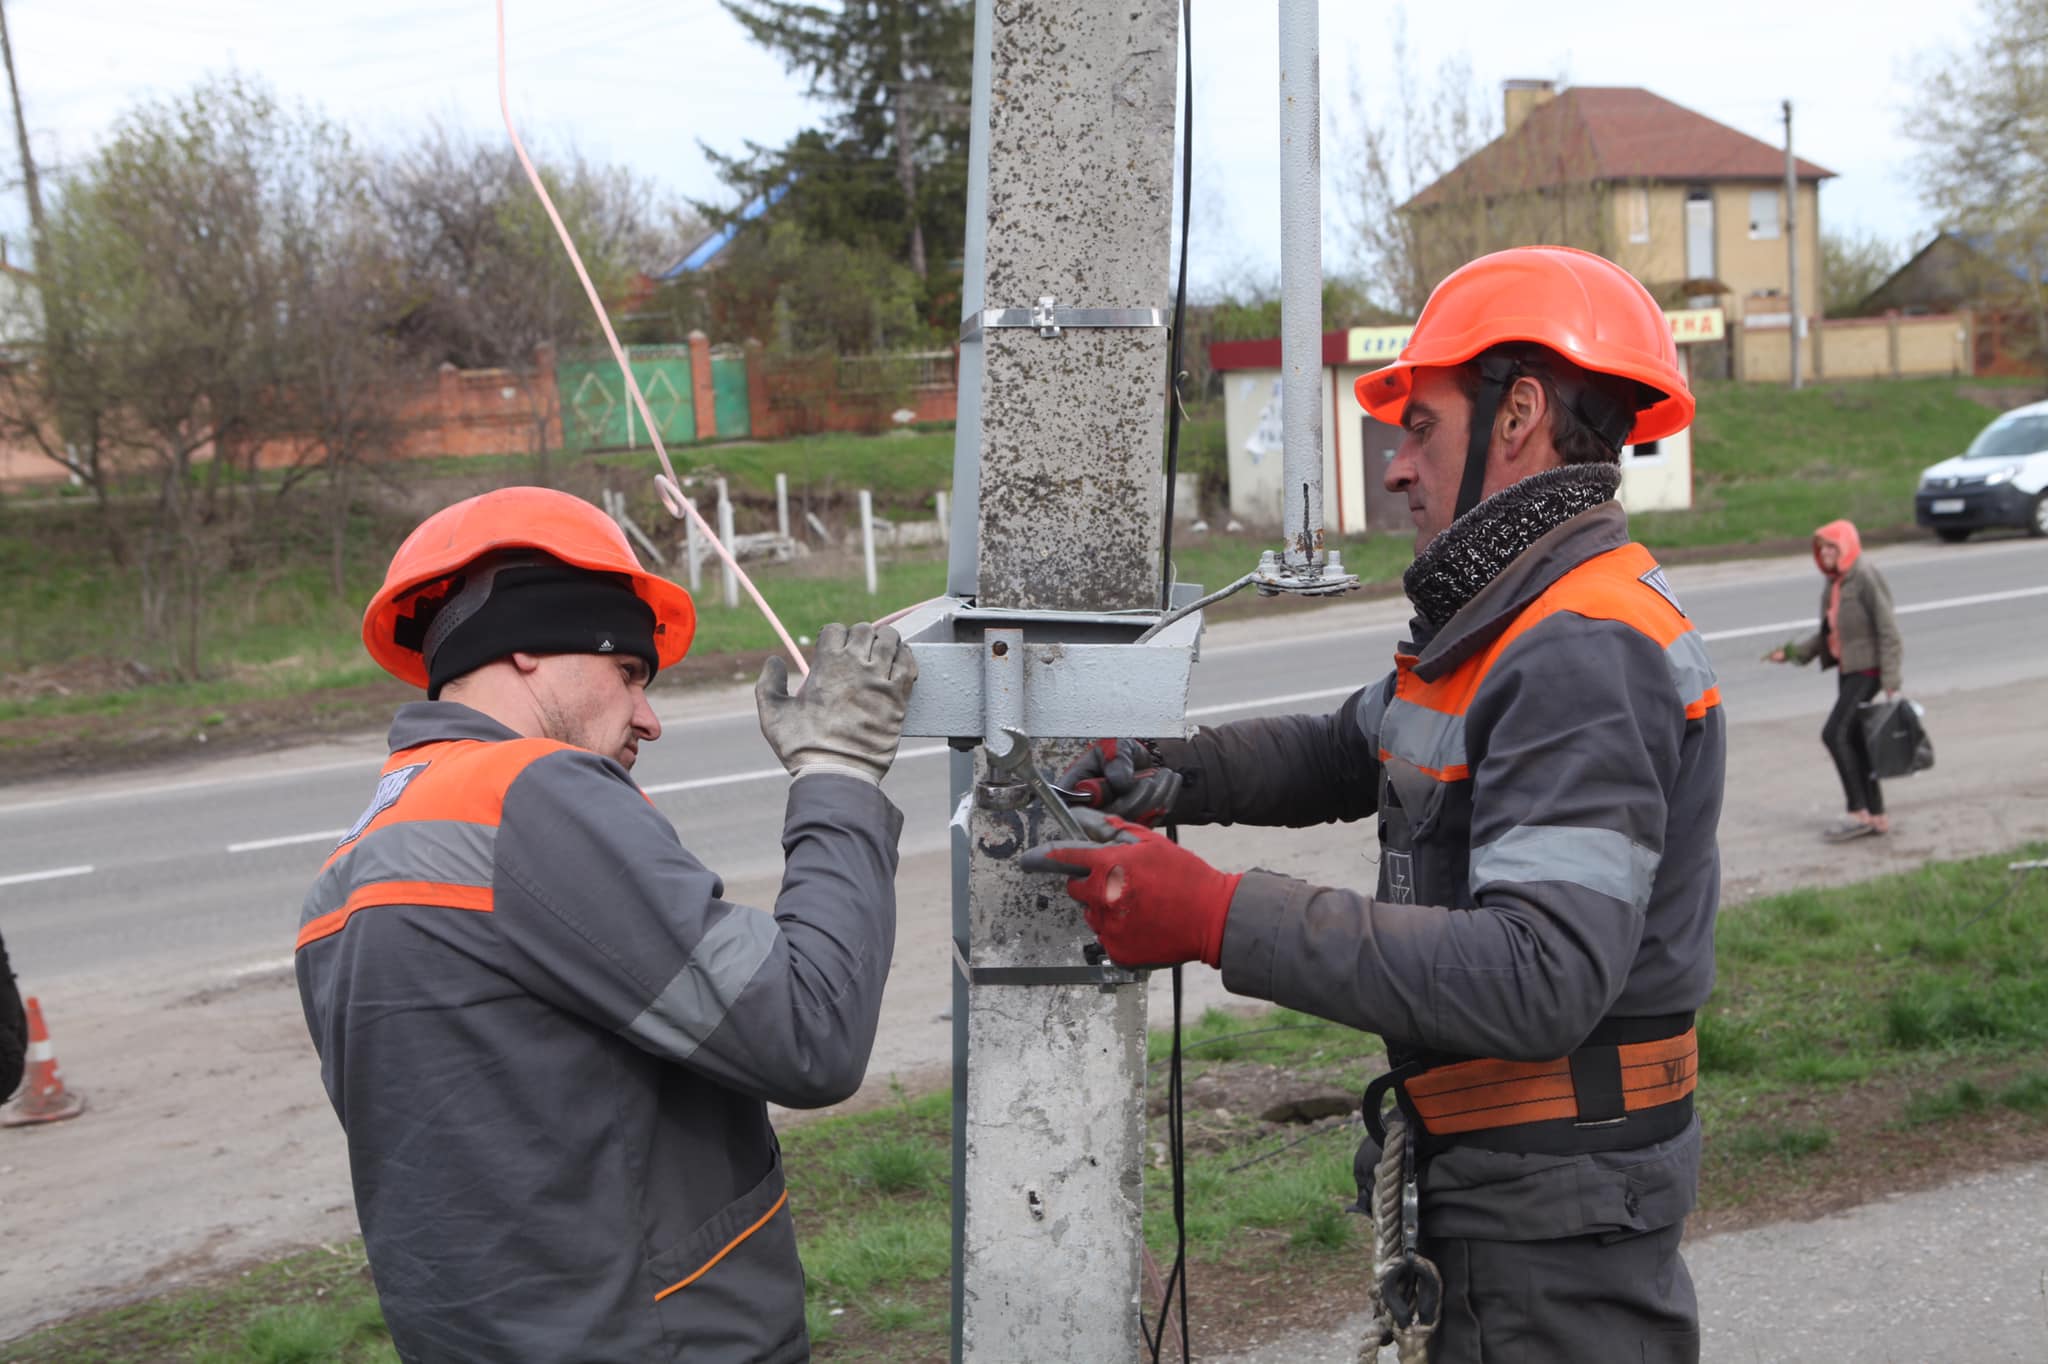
[
  {"left": 1360, "top": 1108, "right": 1436, "bottom": 1364},
  {"left": 493, "top": 1, "right": 808, "bottom": 676}
]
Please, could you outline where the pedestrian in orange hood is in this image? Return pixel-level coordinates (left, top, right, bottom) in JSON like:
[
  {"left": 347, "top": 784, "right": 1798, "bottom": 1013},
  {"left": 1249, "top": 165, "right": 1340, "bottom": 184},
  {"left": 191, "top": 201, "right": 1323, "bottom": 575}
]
[{"left": 1767, "top": 520, "right": 1905, "bottom": 840}]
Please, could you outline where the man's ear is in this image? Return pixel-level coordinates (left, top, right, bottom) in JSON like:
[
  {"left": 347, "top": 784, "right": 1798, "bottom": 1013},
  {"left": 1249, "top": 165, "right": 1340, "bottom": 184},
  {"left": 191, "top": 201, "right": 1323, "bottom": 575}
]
[
  {"left": 1496, "top": 375, "right": 1550, "bottom": 463},
  {"left": 508, "top": 651, "right": 545, "bottom": 676}
]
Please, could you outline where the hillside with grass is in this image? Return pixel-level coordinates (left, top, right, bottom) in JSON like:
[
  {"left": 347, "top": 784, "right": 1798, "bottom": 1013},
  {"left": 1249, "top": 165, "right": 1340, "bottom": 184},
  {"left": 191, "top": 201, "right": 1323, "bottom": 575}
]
[{"left": 0, "top": 375, "right": 2035, "bottom": 777}]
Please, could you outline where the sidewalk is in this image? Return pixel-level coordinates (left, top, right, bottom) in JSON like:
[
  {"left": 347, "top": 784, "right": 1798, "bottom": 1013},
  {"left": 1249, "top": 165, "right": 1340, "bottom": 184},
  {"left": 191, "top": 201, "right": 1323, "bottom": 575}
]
[{"left": 1213, "top": 1160, "right": 2048, "bottom": 1362}]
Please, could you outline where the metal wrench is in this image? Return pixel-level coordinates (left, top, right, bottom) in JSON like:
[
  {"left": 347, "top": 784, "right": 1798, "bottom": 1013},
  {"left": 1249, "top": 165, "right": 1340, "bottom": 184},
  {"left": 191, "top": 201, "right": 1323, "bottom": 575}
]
[{"left": 988, "top": 726, "right": 1091, "bottom": 840}]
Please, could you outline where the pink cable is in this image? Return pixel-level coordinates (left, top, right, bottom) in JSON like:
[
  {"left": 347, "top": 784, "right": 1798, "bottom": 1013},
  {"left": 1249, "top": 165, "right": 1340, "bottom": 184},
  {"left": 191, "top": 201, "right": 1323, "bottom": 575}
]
[{"left": 495, "top": 0, "right": 808, "bottom": 677}]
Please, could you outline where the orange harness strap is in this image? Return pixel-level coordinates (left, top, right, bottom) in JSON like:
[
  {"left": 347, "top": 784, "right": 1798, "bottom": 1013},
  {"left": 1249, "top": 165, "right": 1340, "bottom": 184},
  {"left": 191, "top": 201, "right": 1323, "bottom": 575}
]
[{"left": 1402, "top": 1029, "right": 1698, "bottom": 1138}]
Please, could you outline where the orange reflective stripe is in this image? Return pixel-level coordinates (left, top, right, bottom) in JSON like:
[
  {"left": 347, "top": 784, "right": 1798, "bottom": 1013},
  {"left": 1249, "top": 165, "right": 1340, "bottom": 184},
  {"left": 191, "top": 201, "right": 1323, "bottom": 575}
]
[
  {"left": 1686, "top": 685, "right": 1722, "bottom": 721},
  {"left": 320, "top": 737, "right": 569, "bottom": 871},
  {"left": 295, "top": 880, "right": 494, "bottom": 950},
  {"left": 653, "top": 1188, "right": 789, "bottom": 1302},
  {"left": 1405, "top": 1030, "right": 1698, "bottom": 1137},
  {"left": 1376, "top": 750, "right": 1470, "bottom": 784}
]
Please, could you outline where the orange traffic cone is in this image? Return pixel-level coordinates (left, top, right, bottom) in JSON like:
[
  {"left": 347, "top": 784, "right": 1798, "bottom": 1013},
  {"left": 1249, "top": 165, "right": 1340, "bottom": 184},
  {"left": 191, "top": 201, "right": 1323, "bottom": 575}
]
[{"left": 2, "top": 997, "right": 86, "bottom": 1127}]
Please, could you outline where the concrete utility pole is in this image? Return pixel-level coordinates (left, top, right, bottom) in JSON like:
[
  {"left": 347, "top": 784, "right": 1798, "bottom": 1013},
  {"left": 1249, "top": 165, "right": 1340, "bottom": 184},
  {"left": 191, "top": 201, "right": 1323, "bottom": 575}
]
[
  {"left": 1783, "top": 98, "right": 1802, "bottom": 391},
  {"left": 0, "top": 0, "right": 48, "bottom": 255},
  {"left": 945, "top": 0, "right": 1178, "bottom": 1358}
]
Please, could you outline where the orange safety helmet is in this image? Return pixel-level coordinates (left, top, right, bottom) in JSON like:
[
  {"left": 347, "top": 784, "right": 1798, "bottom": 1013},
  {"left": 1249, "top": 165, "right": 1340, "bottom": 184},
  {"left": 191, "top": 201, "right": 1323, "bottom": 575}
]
[
  {"left": 1354, "top": 245, "right": 1694, "bottom": 445},
  {"left": 363, "top": 486, "right": 696, "bottom": 690}
]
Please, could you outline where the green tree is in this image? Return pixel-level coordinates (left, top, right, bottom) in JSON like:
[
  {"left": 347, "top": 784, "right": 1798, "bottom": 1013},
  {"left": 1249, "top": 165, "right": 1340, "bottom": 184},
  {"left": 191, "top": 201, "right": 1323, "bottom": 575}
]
[
  {"left": 713, "top": 1, "right": 972, "bottom": 288},
  {"left": 1904, "top": 0, "right": 2048, "bottom": 368},
  {"left": 25, "top": 77, "right": 344, "bottom": 673},
  {"left": 1820, "top": 228, "right": 1902, "bottom": 318}
]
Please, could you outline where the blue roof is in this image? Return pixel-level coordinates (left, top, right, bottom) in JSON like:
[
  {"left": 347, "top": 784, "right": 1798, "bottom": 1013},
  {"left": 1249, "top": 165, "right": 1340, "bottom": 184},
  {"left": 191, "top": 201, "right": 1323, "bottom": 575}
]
[{"left": 659, "top": 182, "right": 790, "bottom": 278}]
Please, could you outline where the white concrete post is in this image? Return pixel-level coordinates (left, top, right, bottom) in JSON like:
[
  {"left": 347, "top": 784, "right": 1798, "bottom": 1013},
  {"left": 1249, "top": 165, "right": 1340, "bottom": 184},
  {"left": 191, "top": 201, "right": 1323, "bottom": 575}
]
[
  {"left": 934, "top": 489, "right": 950, "bottom": 542},
  {"left": 776, "top": 472, "right": 790, "bottom": 541},
  {"left": 717, "top": 481, "right": 738, "bottom": 609},
  {"left": 859, "top": 489, "right": 878, "bottom": 596},
  {"left": 683, "top": 497, "right": 703, "bottom": 594}
]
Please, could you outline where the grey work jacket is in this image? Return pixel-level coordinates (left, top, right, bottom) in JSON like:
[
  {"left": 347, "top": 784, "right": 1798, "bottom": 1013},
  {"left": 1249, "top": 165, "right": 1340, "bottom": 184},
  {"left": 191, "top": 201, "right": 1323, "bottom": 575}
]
[
  {"left": 1788, "top": 562, "right": 1903, "bottom": 692},
  {"left": 296, "top": 703, "right": 903, "bottom": 1362},
  {"left": 1156, "top": 502, "right": 1726, "bottom": 1242}
]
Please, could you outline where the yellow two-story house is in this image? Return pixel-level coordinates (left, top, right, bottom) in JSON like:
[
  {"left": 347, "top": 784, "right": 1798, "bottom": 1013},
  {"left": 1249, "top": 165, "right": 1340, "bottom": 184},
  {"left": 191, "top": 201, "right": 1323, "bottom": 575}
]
[{"left": 1403, "top": 81, "right": 1833, "bottom": 380}]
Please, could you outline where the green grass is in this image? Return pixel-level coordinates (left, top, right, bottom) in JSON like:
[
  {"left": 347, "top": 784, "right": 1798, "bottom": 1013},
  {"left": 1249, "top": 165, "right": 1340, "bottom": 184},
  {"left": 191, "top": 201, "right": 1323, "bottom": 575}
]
[
  {"left": 1698, "top": 846, "right": 2048, "bottom": 1202},
  {"left": 0, "top": 1243, "right": 391, "bottom": 1364}
]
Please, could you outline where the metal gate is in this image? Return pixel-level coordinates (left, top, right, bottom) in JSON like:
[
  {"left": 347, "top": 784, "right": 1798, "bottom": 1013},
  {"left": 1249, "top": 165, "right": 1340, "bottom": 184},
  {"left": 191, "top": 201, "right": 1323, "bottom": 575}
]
[
  {"left": 711, "top": 349, "right": 750, "bottom": 438},
  {"left": 558, "top": 345, "right": 696, "bottom": 451}
]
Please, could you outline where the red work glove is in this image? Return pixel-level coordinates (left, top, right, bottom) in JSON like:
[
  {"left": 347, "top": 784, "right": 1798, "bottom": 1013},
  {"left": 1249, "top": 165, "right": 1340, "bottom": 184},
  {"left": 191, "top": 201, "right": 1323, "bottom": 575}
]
[
  {"left": 1020, "top": 809, "right": 1241, "bottom": 969},
  {"left": 1057, "top": 737, "right": 1182, "bottom": 826}
]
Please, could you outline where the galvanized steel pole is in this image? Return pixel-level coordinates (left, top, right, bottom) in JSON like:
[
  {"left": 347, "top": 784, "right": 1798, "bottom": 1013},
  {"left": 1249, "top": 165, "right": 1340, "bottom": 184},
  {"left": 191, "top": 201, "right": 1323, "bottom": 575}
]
[
  {"left": 946, "top": 0, "right": 1178, "bottom": 1357},
  {"left": 1278, "top": 0, "right": 1325, "bottom": 566}
]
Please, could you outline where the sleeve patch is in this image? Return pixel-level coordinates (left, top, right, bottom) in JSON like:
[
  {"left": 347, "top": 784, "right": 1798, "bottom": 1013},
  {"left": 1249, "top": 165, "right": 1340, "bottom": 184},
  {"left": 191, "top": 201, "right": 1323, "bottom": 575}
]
[
  {"left": 1639, "top": 566, "right": 1686, "bottom": 617},
  {"left": 336, "top": 762, "right": 428, "bottom": 850}
]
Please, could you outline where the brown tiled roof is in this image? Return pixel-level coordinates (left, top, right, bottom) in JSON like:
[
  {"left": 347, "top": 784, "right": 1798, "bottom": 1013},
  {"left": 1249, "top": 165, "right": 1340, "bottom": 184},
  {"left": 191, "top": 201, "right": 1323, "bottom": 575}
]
[{"left": 1409, "top": 87, "right": 1835, "bottom": 208}]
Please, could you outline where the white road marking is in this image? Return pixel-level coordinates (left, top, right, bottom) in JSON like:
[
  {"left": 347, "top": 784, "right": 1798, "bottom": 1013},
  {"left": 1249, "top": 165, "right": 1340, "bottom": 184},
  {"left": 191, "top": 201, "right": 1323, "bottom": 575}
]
[
  {"left": 641, "top": 743, "right": 952, "bottom": 797},
  {"left": 227, "top": 830, "right": 348, "bottom": 854},
  {"left": 0, "top": 864, "right": 94, "bottom": 888},
  {"left": 1190, "top": 687, "right": 1355, "bottom": 717},
  {"left": 1701, "top": 584, "right": 2048, "bottom": 644}
]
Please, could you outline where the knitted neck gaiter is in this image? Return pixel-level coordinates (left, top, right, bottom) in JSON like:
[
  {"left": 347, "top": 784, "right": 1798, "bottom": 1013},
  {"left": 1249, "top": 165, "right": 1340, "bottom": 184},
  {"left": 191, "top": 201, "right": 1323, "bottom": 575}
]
[{"left": 1403, "top": 463, "right": 1622, "bottom": 630}]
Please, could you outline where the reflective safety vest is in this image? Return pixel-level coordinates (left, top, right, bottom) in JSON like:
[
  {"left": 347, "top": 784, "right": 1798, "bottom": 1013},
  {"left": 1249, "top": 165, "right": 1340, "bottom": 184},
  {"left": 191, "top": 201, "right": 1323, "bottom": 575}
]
[{"left": 1370, "top": 542, "right": 1718, "bottom": 1155}]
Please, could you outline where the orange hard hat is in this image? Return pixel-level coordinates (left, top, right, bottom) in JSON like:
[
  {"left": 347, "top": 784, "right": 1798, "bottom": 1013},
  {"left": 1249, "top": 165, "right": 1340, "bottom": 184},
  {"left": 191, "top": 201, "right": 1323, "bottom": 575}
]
[
  {"left": 363, "top": 486, "right": 695, "bottom": 690},
  {"left": 1354, "top": 245, "right": 1694, "bottom": 444}
]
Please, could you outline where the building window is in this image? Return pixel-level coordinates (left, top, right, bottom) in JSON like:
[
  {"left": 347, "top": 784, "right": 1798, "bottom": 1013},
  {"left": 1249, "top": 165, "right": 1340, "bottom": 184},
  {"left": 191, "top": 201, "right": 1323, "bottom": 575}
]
[
  {"left": 1748, "top": 189, "right": 1781, "bottom": 240},
  {"left": 1628, "top": 187, "right": 1650, "bottom": 244}
]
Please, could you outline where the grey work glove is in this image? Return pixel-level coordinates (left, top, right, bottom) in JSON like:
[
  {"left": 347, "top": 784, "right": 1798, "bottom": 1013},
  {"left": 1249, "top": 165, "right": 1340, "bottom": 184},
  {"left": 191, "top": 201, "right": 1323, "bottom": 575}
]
[
  {"left": 756, "top": 622, "right": 918, "bottom": 785},
  {"left": 1056, "top": 737, "right": 1183, "bottom": 826}
]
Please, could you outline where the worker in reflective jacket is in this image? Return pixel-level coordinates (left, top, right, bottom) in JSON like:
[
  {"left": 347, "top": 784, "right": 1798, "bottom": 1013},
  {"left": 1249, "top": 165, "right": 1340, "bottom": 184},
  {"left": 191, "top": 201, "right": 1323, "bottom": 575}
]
[
  {"left": 296, "top": 487, "right": 916, "bottom": 1364},
  {"left": 1028, "top": 248, "right": 1725, "bottom": 1364}
]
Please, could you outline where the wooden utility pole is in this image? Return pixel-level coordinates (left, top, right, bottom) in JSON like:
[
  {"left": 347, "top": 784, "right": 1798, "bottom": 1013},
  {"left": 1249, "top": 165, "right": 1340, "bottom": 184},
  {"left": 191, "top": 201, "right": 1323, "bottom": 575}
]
[
  {"left": 1784, "top": 98, "right": 1802, "bottom": 391},
  {"left": 944, "top": 0, "right": 1178, "bottom": 1358}
]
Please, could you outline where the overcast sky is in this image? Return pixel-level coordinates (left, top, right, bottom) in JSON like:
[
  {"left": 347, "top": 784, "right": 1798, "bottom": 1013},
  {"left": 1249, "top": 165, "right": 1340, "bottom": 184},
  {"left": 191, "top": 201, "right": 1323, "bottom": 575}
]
[{"left": 1, "top": 0, "right": 1963, "bottom": 300}]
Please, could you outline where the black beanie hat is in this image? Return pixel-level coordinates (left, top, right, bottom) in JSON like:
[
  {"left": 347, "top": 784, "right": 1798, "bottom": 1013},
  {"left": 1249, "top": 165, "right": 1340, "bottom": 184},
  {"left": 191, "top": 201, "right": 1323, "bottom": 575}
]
[{"left": 393, "top": 552, "right": 660, "bottom": 699}]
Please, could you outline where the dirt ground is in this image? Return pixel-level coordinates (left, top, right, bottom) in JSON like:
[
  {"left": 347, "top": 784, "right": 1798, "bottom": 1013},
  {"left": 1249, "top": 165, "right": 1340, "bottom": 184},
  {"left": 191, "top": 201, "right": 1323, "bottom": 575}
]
[{"left": 2, "top": 674, "right": 2046, "bottom": 1346}]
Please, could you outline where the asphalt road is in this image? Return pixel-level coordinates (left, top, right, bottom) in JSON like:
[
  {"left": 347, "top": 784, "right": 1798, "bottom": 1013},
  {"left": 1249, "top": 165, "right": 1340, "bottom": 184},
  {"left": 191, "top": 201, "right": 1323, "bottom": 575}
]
[{"left": 4, "top": 533, "right": 2047, "bottom": 991}]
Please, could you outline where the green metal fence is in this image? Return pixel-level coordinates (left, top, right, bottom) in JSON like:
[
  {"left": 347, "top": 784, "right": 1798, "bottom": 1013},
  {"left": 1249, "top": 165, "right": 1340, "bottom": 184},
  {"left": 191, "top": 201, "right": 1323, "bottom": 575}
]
[{"left": 558, "top": 345, "right": 697, "bottom": 451}]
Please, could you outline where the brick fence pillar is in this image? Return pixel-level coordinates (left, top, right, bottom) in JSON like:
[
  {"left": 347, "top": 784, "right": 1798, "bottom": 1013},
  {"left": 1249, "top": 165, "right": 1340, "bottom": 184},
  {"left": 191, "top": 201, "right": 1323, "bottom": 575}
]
[{"left": 689, "top": 331, "right": 717, "bottom": 442}]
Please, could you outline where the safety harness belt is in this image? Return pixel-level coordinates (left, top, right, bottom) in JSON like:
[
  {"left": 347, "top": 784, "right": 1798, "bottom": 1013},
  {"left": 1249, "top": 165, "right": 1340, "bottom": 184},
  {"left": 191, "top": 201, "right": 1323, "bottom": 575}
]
[{"left": 1365, "top": 1013, "right": 1698, "bottom": 1158}]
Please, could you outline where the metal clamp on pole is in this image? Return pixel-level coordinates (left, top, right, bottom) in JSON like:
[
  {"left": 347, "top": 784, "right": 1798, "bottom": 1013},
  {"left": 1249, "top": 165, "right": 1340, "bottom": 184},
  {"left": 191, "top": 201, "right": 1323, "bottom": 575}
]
[
  {"left": 950, "top": 938, "right": 1141, "bottom": 988},
  {"left": 960, "top": 296, "right": 1169, "bottom": 343}
]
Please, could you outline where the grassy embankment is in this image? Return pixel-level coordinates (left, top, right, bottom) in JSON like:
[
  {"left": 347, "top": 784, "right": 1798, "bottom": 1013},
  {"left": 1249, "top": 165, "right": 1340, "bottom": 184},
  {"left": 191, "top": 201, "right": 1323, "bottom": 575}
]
[
  {"left": 0, "top": 375, "right": 2029, "bottom": 770},
  {"left": 6, "top": 844, "right": 2044, "bottom": 1363}
]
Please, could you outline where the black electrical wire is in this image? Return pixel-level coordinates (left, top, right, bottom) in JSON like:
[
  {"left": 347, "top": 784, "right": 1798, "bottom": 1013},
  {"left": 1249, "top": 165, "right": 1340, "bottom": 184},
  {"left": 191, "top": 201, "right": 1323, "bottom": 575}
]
[
  {"left": 1156, "top": 0, "right": 1195, "bottom": 615},
  {"left": 1145, "top": 4, "right": 1195, "bottom": 1358},
  {"left": 1146, "top": 5, "right": 1196, "bottom": 1351}
]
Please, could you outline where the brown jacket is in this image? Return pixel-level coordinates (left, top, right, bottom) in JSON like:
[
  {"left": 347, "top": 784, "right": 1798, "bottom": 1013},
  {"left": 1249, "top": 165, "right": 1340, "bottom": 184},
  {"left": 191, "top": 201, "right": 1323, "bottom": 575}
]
[{"left": 1789, "top": 561, "right": 1903, "bottom": 691}]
